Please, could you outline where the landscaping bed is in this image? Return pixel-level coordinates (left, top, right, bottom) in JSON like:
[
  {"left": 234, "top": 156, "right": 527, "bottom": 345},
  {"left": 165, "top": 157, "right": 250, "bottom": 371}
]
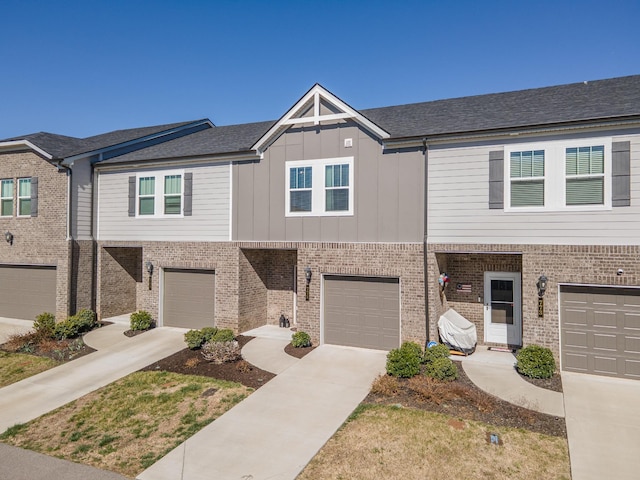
[{"left": 140, "top": 335, "right": 275, "bottom": 389}]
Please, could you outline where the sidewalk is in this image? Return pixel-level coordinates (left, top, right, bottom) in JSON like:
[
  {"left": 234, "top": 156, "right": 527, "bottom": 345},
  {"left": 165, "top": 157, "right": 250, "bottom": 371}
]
[
  {"left": 455, "top": 346, "right": 565, "bottom": 417},
  {"left": 139, "top": 339, "right": 387, "bottom": 480}
]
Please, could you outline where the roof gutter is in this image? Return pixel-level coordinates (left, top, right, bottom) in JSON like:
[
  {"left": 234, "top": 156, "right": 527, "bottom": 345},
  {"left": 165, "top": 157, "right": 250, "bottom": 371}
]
[
  {"left": 0, "top": 140, "right": 54, "bottom": 160},
  {"left": 93, "top": 151, "right": 261, "bottom": 172}
]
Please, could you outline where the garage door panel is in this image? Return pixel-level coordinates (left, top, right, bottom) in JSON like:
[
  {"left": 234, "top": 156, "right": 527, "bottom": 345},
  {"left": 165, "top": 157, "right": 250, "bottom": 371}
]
[
  {"left": 163, "top": 269, "right": 215, "bottom": 329},
  {"left": 0, "top": 265, "right": 56, "bottom": 320},
  {"left": 324, "top": 275, "right": 399, "bottom": 351},
  {"left": 561, "top": 286, "right": 640, "bottom": 380}
]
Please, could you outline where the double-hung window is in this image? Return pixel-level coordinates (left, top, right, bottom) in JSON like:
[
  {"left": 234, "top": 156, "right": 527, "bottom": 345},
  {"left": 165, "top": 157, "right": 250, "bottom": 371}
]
[
  {"left": 325, "top": 164, "right": 350, "bottom": 211},
  {"left": 18, "top": 178, "right": 31, "bottom": 216},
  {"left": 138, "top": 177, "right": 155, "bottom": 215},
  {"left": 136, "top": 171, "right": 183, "bottom": 217},
  {"left": 289, "top": 167, "right": 312, "bottom": 212},
  {"left": 1, "top": 179, "right": 13, "bottom": 217},
  {"left": 565, "top": 146, "right": 604, "bottom": 206},
  {"left": 285, "top": 157, "right": 354, "bottom": 216},
  {"left": 510, "top": 150, "right": 544, "bottom": 207}
]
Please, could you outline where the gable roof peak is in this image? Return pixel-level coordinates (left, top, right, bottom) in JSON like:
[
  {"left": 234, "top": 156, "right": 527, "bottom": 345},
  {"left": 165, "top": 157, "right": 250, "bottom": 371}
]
[{"left": 252, "top": 83, "right": 389, "bottom": 153}]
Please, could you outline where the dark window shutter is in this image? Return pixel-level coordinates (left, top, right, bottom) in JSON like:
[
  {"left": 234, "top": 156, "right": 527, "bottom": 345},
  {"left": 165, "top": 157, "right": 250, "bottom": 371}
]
[
  {"left": 128, "top": 176, "right": 136, "bottom": 216},
  {"left": 30, "top": 176, "right": 38, "bottom": 217},
  {"left": 612, "top": 141, "right": 630, "bottom": 207},
  {"left": 489, "top": 150, "right": 504, "bottom": 209},
  {"left": 183, "top": 173, "right": 193, "bottom": 216}
]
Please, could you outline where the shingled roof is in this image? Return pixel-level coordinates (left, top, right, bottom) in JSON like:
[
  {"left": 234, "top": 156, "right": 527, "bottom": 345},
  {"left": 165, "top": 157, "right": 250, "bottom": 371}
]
[{"left": 361, "top": 74, "right": 640, "bottom": 138}]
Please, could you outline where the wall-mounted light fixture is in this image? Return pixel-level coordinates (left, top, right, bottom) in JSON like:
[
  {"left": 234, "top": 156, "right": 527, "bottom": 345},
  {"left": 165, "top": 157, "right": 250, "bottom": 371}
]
[
  {"left": 145, "top": 261, "right": 154, "bottom": 290},
  {"left": 537, "top": 275, "right": 548, "bottom": 297},
  {"left": 304, "top": 266, "right": 312, "bottom": 301},
  {"left": 4, "top": 231, "right": 13, "bottom": 246}
]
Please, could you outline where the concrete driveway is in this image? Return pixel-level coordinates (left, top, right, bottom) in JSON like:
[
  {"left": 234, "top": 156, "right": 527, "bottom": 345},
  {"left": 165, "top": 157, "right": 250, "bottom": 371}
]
[
  {"left": 563, "top": 372, "right": 640, "bottom": 480},
  {"left": 0, "top": 317, "right": 33, "bottom": 343}
]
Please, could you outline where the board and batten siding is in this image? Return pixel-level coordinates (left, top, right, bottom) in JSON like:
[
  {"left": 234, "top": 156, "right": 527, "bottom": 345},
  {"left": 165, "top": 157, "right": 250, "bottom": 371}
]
[
  {"left": 427, "top": 130, "right": 640, "bottom": 245},
  {"left": 70, "top": 158, "right": 93, "bottom": 240},
  {"left": 97, "top": 163, "right": 230, "bottom": 241},
  {"left": 233, "top": 121, "right": 424, "bottom": 242}
]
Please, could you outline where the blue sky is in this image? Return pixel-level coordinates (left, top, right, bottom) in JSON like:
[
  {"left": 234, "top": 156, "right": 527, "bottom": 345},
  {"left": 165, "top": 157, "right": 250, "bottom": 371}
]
[{"left": 1, "top": 0, "right": 638, "bottom": 139}]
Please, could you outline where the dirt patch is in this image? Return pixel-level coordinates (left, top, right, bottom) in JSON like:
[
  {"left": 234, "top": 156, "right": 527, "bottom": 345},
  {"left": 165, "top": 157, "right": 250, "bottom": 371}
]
[
  {"left": 284, "top": 343, "right": 316, "bottom": 359},
  {"left": 367, "top": 367, "right": 566, "bottom": 438},
  {"left": 140, "top": 336, "right": 276, "bottom": 389},
  {"left": 1, "top": 333, "right": 95, "bottom": 362}
]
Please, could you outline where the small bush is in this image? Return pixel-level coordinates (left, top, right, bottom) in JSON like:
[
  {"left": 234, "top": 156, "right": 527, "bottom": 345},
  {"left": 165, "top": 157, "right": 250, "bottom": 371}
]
[
  {"left": 201, "top": 340, "right": 241, "bottom": 364},
  {"left": 291, "top": 331, "right": 311, "bottom": 348},
  {"left": 371, "top": 374, "right": 400, "bottom": 396},
  {"left": 34, "top": 312, "right": 56, "bottom": 338},
  {"left": 386, "top": 344, "right": 421, "bottom": 378},
  {"left": 184, "top": 327, "right": 221, "bottom": 349},
  {"left": 130, "top": 310, "right": 153, "bottom": 331},
  {"left": 516, "top": 344, "right": 556, "bottom": 379},
  {"left": 75, "top": 309, "right": 97, "bottom": 329},
  {"left": 212, "top": 328, "right": 234, "bottom": 343},
  {"left": 423, "top": 343, "right": 450, "bottom": 363},
  {"left": 424, "top": 357, "right": 458, "bottom": 381},
  {"left": 401, "top": 341, "right": 423, "bottom": 358}
]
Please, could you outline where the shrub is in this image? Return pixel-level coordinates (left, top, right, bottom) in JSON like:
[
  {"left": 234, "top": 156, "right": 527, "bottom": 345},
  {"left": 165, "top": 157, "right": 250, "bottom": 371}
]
[
  {"left": 184, "top": 327, "right": 220, "bottom": 349},
  {"left": 291, "top": 331, "right": 311, "bottom": 348},
  {"left": 52, "top": 311, "right": 95, "bottom": 340},
  {"left": 201, "top": 340, "right": 241, "bottom": 364},
  {"left": 371, "top": 374, "right": 400, "bottom": 396},
  {"left": 423, "top": 343, "right": 450, "bottom": 363},
  {"left": 33, "top": 312, "right": 56, "bottom": 338},
  {"left": 212, "top": 328, "right": 234, "bottom": 343},
  {"left": 424, "top": 357, "right": 458, "bottom": 381},
  {"left": 386, "top": 344, "right": 421, "bottom": 378},
  {"left": 516, "top": 344, "right": 556, "bottom": 379},
  {"left": 130, "top": 310, "right": 153, "bottom": 331},
  {"left": 401, "top": 341, "right": 423, "bottom": 358}
]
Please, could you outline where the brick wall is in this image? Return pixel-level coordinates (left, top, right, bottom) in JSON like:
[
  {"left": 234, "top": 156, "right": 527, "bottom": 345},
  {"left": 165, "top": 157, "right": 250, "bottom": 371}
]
[
  {"left": 265, "top": 250, "right": 296, "bottom": 324},
  {"left": 238, "top": 249, "right": 268, "bottom": 332},
  {"left": 428, "top": 243, "right": 640, "bottom": 358},
  {"left": 98, "top": 247, "right": 141, "bottom": 318},
  {"left": 70, "top": 240, "right": 95, "bottom": 313},
  {"left": 0, "top": 151, "right": 70, "bottom": 320}
]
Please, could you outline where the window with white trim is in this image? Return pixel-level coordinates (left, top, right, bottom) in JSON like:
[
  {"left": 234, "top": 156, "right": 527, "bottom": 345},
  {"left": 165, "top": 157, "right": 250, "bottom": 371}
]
[
  {"left": 285, "top": 157, "right": 354, "bottom": 216},
  {"left": 565, "top": 146, "right": 604, "bottom": 205},
  {"left": 0, "top": 179, "right": 13, "bottom": 217},
  {"left": 17, "top": 178, "right": 31, "bottom": 216},
  {"left": 510, "top": 150, "right": 544, "bottom": 207},
  {"left": 136, "top": 171, "right": 183, "bottom": 217},
  {"left": 505, "top": 138, "right": 611, "bottom": 212}
]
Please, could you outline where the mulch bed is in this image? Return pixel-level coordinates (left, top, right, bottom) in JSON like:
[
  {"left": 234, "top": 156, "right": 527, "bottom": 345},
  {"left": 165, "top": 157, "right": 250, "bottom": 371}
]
[
  {"left": 139, "top": 336, "right": 276, "bottom": 389},
  {"left": 519, "top": 371, "right": 563, "bottom": 392},
  {"left": 284, "top": 343, "right": 316, "bottom": 359},
  {"left": 365, "top": 367, "right": 566, "bottom": 438}
]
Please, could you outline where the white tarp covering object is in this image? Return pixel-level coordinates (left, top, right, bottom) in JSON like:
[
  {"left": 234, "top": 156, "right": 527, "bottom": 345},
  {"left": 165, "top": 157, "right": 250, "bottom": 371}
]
[{"left": 437, "top": 308, "right": 477, "bottom": 354}]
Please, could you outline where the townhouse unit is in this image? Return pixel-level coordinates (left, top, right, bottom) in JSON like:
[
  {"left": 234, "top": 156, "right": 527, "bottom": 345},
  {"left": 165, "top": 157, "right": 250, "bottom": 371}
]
[{"left": 1, "top": 74, "right": 639, "bottom": 380}]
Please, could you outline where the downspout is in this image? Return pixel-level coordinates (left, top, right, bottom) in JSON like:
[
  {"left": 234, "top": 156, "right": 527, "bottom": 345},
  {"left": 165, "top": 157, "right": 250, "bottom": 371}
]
[
  {"left": 422, "top": 138, "right": 430, "bottom": 347},
  {"left": 57, "top": 161, "right": 73, "bottom": 316}
]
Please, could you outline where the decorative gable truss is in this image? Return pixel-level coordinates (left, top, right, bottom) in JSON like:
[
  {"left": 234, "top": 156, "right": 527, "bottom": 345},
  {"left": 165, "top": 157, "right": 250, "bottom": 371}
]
[{"left": 252, "top": 84, "right": 390, "bottom": 155}]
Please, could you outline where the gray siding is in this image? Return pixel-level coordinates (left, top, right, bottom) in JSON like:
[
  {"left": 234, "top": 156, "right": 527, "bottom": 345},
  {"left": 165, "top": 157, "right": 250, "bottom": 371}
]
[
  {"left": 233, "top": 122, "right": 424, "bottom": 242},
  {"left": 97, "top": 162, "right": 230, "bottom": 241},
  {"left": 427, "top": 129, "right": 640, "bottom": 245},
  {"left": 70, "top": 158, "right": 93, "bottom": 240}
]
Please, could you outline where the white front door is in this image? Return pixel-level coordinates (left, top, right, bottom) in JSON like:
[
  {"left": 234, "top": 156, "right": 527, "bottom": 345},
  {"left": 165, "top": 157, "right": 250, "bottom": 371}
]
[{"left": 484, "top": 272, "right": 522, "bottom": 345}]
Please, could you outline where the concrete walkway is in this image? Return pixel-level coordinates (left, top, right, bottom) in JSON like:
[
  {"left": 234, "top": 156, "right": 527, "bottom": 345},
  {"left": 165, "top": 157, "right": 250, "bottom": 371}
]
[
  {"left": 563, "top": 372, "right": 640, "bottom": 480},
  {"left": 0, "top": 323, "right": 186, "bottom": 432},
  {"left": 139, "top": 344, "right": 387, "bottom": 480},
  {"left": 241, "top": 325, "right": 298, "bottom": 374},
  {"left": 456, "top": 347, "right": 565, "bottom": 418}
]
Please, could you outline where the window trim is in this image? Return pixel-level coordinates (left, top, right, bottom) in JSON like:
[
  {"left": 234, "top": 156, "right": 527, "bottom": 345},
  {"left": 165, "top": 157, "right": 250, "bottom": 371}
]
[
  {"left": 504, "top": 138, "right": 611, "bottom": 212},
  {"left": 285, "top": 157, "right": 354, "bottom": 217},
  {"left": 135, "top": 170, "right": 184, "bottom": 218},
  {"left": 0, "top": 179, "right": 13, "bottom": 217},
  {"left": 17, "top": 178, "right": 31, "bottom": 217}
]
